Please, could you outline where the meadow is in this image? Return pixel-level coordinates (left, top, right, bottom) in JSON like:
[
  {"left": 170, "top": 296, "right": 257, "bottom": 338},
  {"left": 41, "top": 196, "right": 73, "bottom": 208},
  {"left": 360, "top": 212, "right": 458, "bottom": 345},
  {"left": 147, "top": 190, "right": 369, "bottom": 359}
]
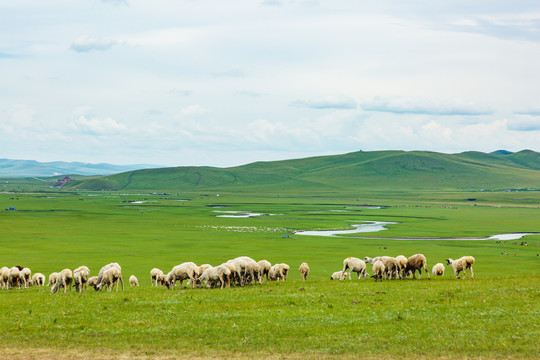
[{"left": 0, "top": 188, "right": 539, "bottom": 359}]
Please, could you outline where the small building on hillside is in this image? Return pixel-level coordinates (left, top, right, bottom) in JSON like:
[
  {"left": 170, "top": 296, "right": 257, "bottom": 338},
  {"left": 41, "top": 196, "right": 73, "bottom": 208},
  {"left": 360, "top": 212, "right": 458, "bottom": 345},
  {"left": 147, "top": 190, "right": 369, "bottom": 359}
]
[{"left": 54, "top": 176, "right": 75, "bottom": 188}]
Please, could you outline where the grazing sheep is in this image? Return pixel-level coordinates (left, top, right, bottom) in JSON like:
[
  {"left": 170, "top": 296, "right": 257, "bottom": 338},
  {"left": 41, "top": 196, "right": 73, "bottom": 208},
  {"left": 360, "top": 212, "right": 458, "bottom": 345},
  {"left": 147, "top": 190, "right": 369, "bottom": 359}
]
[
  {"left": 47, "top": 272, "right": 59, "bottom": 287},
  {"left": 276, "top": 263, "right": 290, "bottom": 280},
  {"left": 221, "top": 263, "right": 237, "bottom": 287},
  {"left": 342, "top": 257, "right": 367, "bottom": 280},
  {"left": 226, "top": 258, "right": 248, "bottom": 286},
  {"left": 231, "top": 257, "right": 260, "bottom": 285},
  {"left": 19, "top": 267, "right": 32, "bottom": 288},
  {"left": 432, "top": 263, "right": 445, "bottom": 276},
  {"left": 150, "top": 268, "right": 164, "bottom": 286},
  {"left": 129, "top": 275, "right": 139, "bottom": 287},
  {"left": 330, "top": 270, "right": 348, "bottom": 280},
  {"left": 8, "top": 267, "right": 21, "bottom": 289},
  {"left": 395, "top": 255, "right": 408, "bottom": 279},
  {"left": 73, "top": 266, "right": 90, "bottom": 292},
  {"left": 446, "top": 256, "right": 475, "bottom": 280},
  {"left": 197, "top": 265, "right": 231, "bottom": 289},
  {"left": 164, "top": 262, "right": 199, "bottom": 289},
  {"left": 30, "top": 273, "right": 46, "bottom": 287},
  {"left": 268, "top": 264, "right": 289, "bottom": 281},
  {"left": 87, "top": 276, "right": 98, "bottom": 288},
  {"left": 299, "top": 262, "right": 310, "bottom": 281},
  {"left": 257, "top": 260, "right": 272, "bottom": 284},
  {"left": 372, "top": 260, "right": 385, "bottom": 282},
  {"left": 198, "top": 264, "right": 212, "bottom": 276},
  {"left": 365, "top": 256, "right": 399, "bottom": 279},
  {"left": 51, "top": 269, "right": 73, "bottom": 294},
  {"left": 404, "top": 254, "right": 430, "bottom": 280},
  {"left": 94, "top": 263, "right": 124, "bottom": 292},
  {"left": 0, "top": 267, "right": 9, "bottom": 289},
  {"left": 97, "top": 267, "right": 123, "bottom": 292}
]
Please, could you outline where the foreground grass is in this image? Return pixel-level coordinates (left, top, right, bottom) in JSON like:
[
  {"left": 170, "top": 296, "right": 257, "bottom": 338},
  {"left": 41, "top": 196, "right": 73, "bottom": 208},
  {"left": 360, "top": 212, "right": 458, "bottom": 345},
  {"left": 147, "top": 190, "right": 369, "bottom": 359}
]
[{"left": 1, "top": 276, "right": 539, "bottom": 359}]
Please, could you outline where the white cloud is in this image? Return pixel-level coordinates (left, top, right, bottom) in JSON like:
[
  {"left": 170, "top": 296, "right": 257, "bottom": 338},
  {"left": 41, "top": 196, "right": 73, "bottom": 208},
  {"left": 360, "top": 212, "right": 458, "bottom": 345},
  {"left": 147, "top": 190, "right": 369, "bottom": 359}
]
[
  {"left": 360, "top": 96, "right": 493, "bottom": 116},
  {"left": 70, "top": 116, "right": 127, "bottom": 136},
  {"left": 70, "top": 36, "right": 118, "bottom": 52},
  {"left": 290, "top": 96, "right": 357, "bottom": 110}
]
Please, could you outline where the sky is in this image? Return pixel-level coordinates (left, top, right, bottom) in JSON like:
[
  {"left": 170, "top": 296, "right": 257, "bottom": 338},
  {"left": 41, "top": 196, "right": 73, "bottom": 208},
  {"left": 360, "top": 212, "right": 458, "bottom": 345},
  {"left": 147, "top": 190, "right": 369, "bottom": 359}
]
[{"left": 1, "top": 0, "right": 540, "bottom": 167}]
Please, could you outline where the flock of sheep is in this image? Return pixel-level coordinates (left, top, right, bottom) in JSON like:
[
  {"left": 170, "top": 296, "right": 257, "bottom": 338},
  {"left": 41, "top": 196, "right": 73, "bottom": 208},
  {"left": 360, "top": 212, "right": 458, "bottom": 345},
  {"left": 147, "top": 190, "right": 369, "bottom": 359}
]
[
  {"left": 331, "top": 254, "right": 475, "bottom": 282},
  {"left": 0, "top": 255, "right": 474, "bottom": 292}
]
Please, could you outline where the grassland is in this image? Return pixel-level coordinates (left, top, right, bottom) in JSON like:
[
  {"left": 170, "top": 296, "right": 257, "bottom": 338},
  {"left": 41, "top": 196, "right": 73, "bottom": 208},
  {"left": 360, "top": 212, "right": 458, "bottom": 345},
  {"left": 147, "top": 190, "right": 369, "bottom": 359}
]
[{"left": 1, "top": 188, "right": 539, "bottom": 359}]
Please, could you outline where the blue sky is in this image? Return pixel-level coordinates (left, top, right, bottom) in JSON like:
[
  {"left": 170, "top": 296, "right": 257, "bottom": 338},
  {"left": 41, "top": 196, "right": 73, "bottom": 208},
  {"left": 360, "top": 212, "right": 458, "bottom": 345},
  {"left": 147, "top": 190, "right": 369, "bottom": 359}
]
[{"left": 1, "top": 0, "right": 540, "bottom": 167}]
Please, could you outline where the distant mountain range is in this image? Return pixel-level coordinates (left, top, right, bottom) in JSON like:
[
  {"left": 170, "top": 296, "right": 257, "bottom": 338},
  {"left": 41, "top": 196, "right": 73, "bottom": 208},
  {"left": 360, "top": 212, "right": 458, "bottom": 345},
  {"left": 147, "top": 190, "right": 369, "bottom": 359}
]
[
  {"left": 62, "top": 149, "right": 540, "bottom": 193},
  {"left": 0, "top": 158, "right": 161, "bottom": 177}
]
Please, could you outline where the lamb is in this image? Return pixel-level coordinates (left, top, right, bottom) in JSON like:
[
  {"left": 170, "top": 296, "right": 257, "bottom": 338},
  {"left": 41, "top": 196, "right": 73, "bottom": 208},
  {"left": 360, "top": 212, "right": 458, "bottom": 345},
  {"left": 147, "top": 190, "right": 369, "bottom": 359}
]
[
  {"left": 198, "top": 264, "right": 212, "bottom": 276},
  {"left": 164, "top": 262, "right": 199, "bottom": 289},
  {"left": 0, "top": 267, "right": 9, "bottom": 289},
  {"left": 372, "top": 260, "right": 385, "bottom": 282},
  {"left": 19, "top": 267, "right": 32, "bottom": 288},
  {"left": 73, "top": 266, "right": 90, "bottom": 292},
  {"left": 446, "top": 256, "right": 475, "bottom": 280},
  {"left": 51, "top": 269, "right": 73, "bottom": 294},
  {"left": 47, "top": 272, "right": 59, "bottom": 286},
  {"left": 432, "top": 263, "right": 445, "bottom": 276},
  {"left": 87, "top": 276, "right": 98, "bottom": 288},
  {"left": 365, "top": 256, "right": 399, "bottom": 279},
  {"left": 94, "top": 263, "right": 124, "bottom": 292},
  {"left": 395, "top": 255, "right": 408, "bottom": 279},
  {"left": 129, "top": 275, "right": 139, "bottom": 286},
  {"left": 97, "top": 267, "right": 123, "bottom": 292},
  {"left": 330, "top": 270, "right": 348, "bottom": 280},
  {"left": 342, "top": 257, "right": 367, "bottom": 280},
  {"left": 404, "top": 254, "right": 430, "bottom": 280},
  {"left": 150, "top": 268, "right": 164, "bottom": 286},
  {"left": 257, "top": 260, "right": 272, "bottom": 284},
  {"left": 8, "top": 267, "right": 21, "bottom": 289},
  {"left": 299, "top": 262, "right": 310, "bottom": 281},
  {"left": 30, "top": 273, "right": 46, "bottom": 287}
]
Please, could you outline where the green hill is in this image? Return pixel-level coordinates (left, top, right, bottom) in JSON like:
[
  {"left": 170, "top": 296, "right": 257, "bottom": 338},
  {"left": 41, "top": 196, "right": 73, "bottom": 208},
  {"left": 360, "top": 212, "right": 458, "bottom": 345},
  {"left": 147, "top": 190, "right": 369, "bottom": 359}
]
[{"left": 65, "top": 150, "right": 540, "bottom": 193}]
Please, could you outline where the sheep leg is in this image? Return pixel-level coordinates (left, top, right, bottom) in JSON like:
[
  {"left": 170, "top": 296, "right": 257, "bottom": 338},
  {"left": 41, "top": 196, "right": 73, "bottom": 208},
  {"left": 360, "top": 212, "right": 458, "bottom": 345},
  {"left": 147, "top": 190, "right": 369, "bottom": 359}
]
[{"left": 470, "top": 266, "right": 474, "bottom": 280}]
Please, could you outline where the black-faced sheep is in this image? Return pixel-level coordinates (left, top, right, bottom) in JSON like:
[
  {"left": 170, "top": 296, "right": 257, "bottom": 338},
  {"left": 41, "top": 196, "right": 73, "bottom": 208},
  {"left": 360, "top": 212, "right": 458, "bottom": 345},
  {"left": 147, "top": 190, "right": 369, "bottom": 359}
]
[
  {"left": 129, "top": 275, "right": 139, "bottom": 287},
  {"left": 432, "top": 263, "right": 445, "bottom": 276},
  {"left": 299, "top": 262, "right": 310, "bottom": 281},
  {"left": 372, "top": 260, "right": 385, "bottom": 282},
  {"left": 446, "top": 256, "right": 475, "bottom": 279},
  {"left": 404, "top": 254, "right": 430, "bottom": 280},
  {"left": 164, "top": 262, "right": 199, "bottom": 289},
  {"left": 150, "top": 268, "right": 164, "bottom": 286},
  {"left": 51, "top": 269, "right": 73, "bottom": 294},
  {"left": 342, "top": 257, "right": 367, "bottom": 280}
]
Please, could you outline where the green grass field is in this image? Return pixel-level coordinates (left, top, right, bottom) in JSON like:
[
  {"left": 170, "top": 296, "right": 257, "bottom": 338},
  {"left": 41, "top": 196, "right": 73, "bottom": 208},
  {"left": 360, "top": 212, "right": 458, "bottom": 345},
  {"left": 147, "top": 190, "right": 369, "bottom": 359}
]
[{"left": 1, "top": 189, "right": 539, "bottom": 359}]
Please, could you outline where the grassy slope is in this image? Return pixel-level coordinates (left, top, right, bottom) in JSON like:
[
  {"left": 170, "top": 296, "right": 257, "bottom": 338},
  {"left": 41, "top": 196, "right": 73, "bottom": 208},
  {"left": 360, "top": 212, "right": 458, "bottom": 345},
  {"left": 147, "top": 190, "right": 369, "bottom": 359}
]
[{"left": 64, "top": 150, "right": 540, "bottom": 193}]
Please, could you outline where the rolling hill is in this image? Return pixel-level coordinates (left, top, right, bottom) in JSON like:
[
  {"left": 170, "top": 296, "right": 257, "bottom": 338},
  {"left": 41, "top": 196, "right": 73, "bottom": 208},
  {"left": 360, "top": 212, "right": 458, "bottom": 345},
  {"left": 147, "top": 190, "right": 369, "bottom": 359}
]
[
  {"left": 64, "top": 150, "right": 540, "bottom": 193},
  {"left": 0, "top": 159, "right": 161, "bottom": 177}
]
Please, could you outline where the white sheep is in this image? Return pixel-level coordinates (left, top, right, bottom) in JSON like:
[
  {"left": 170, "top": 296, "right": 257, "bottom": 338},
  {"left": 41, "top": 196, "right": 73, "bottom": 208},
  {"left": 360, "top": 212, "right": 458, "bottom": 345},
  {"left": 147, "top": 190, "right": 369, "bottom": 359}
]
[
  {"left": 129, "top": 275, "right": 139, "bottom": 286},
  {"left": 230, "top": 257, "right": 260, "bottom": 285},
  {"left": 432, "top": 263, "right": 445, "bottom": 276},
  {"left": 268, "top": 264, "right": 287, "bottom": 281},
  {"left": 164, "top": 262, "right": 199, "bottom": 289},
  {"left": 299, "top": 262, "right": 310, "bottom": 281},
  {"left": 150, "top": 268, "right": 164, "bottom": 286},
  {"left": 97, "top": 267, "right": 123, "bottom": 292},
  {"left": 47, "top": 272, "right": 59, "bottom": 287},
  {"left": 19, "top": 267, "right": 32, "bottom": 288},
  {"left": 8, "top": 267, "right": 21, "bottom": 289},
  {"left": 30, "top": 273, "right": 46, "bottom": 287},
  {"left": 365, "top": 256, "right": 399, "bottom": 279},
  {"left": 197, "top": 265, "right": 231, "bottom": 289},
  {"left": 226, "top": 258, "right": 248, "bottom": 286},
  {"left": 446, "top": 256, "right": 475, "bottom": 280},
  {"left": 342, "top": 257, "right": 367, "bottom": 280},
  {"left": 87, "top": 276, "right": 98, "bottom": 288},
  {"left": 395, "top": 255, "right": 408, "bottom": 279},
  {"left": 372, "top": 260, "right": 385, "bottom": 282},
  {"left": 0, "top": 267, "right": 9, "bottom": 289},
  {"left": 73, "top": 266, "right": 90, "bottom": 292},
  {"left": 94, "top": 263, "right": 124, "bottom": 292},
  {"left": 51, "top": 269, "right": 73, "bottom": 294},
  {"left": 404, "top": 254, "right": 430, "bottom": 280},
  {"left": 257, "top": 260, "right": 272, "bottom": 284},
  {"left": 330, "top": 270, "right": 348, "bottom": 280}
]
